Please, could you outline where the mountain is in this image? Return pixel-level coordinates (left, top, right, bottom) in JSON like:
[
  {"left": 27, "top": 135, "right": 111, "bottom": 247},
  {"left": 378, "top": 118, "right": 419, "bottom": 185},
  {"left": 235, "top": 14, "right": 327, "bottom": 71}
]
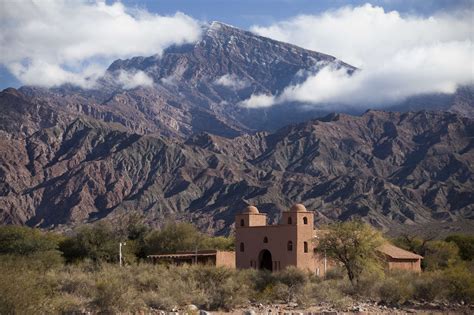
[
  {"left": 0, "top": 22, "right": 473, "bottom": 235},
  {"left": 0, "top": 95, "right": 472, "bottom": 234},
  {"left": 9, "top": 22, "right": 356, "bottom": 139}
]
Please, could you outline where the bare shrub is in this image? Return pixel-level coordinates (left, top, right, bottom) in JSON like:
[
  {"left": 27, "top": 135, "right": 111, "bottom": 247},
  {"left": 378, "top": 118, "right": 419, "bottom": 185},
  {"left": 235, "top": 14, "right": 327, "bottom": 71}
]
[
  {"left": 413, "top": 271, "right": 443, "bottom": 301},
  {"left": 378, "top": 271, "right": 415, "bottom": 305},
  {"left": 440, "top": 264, "right": 474, "bottom": 303}
]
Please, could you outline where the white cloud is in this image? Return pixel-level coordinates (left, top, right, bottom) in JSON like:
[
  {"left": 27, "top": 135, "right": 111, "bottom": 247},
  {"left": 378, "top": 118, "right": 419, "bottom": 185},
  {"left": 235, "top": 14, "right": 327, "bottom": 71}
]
[
  {"left": 116, "top": 70, "right": 154, "bottom": 89},
  {"left": 0, "top": 0, "right": 202, "bottom": 88},
  {"left": 214, "top": 74, "right": 250, "bottom": 89},
  {"left": 243, "top": 4, "right": 474, "bottom": 108},
  {"left": 239, "top": 93, "right": 276, "bottom": 108}
]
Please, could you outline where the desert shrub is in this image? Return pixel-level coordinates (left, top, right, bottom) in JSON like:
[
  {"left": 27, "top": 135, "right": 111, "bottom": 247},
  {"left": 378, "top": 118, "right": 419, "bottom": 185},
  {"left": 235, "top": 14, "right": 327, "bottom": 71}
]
[
  {"left": 413, "top": 271, "right": 443, "bottom": 301},
  {"left": 89, "top": 265, "right": 145, "bottom": 313},
  {"left": 423, "top": 240, "right": 460, "bottom": 271},
  {"left": 139, "top": 265, "right": 204, "bottom": 310},
  {"left": 47, "top": 293, "right": 88, "bottom": 314},
  {"left": 93, "top": 277, "right": 143, "bottom": 313},
  {"left": 445, "top": 234, "right": 474, "bottom": 261},
  {"left": 50, "top": 266, "right": 96, "bottom": 299},
  {"left": 273, "top": 267, "right": 309, "bottom": 303},
  {"left": 0, "top": 225, "right": 63, "bottom": 255},
  {"left": 324, "top": 265, "right": 346, "bottom": 280},
  {"left": 191, "top": 265, "right": 251, "bottom": 310},
  {"left": 30, "top": 250, "right": 65, "bottom": 271},
  {"left": 0, "top": 255, "right": 55, "bottom": 314},
  {"left": 378, "top": 271, "right": 415, "bottom": 305},
  {"left": 353, "top": 267, "right": 385, "bottom": 299},
  {"left": 439, "top": 264, "right": 474, "bottom": 303},
  {"left": 310, "top": 279, "right": 353, "bottom": 309},
  {"left": 59, "top": 221, "right": 123, "bottom": 264}
]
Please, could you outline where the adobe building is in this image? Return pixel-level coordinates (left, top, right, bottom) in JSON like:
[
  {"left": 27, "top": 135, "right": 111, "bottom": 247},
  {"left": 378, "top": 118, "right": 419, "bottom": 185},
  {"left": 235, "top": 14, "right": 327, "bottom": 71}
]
[
  {"left": 235, "top": 204, "right": 329, "bottom": 275},
  {"left": 377, "top": 243, "right": 423, "bottom": 272},
  {"left": 235, "top": 204, "right": 422, "bottom": 274},
  {"left": 148, "top": 250, "right": 235, "bottom": 268}
]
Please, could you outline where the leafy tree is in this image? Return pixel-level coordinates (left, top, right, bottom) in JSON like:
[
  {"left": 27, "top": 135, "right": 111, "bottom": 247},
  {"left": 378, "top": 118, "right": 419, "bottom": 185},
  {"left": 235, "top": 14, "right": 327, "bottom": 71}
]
[
  {"left": 59, "top": 221, "right": 122, "bottom": 264},
  {"left": 0, "top": 225, "right": 63, "bottom": 255},
  {"left": 392, "top": 234, "right": 427, "bottom": 255},
  {"left": 144, "top": 222, "right": 203, "bottom": 255},
  {"left": 200, "top": 235, "right": 235, "bottom": 251},
  {"left": 423, "top": 240, "right": 460, "bottom": 270},
  {"left": 143, "top": 222, "right": 234, "bottom": 255},
  {"left": 446, "top": 234, "right": 474, "bottom": 261},
  {"left": 315, "top": 220, "right": 384, "bottom": 285}
]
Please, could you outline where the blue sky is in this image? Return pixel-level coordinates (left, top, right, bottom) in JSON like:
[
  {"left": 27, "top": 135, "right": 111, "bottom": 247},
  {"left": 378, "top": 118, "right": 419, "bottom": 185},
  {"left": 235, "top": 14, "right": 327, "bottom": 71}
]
[
  {"left": 116, "top": 0, "right": 472, "bottom": 28},
  {"left": 0, "top": 0, "right": 474, "bottom": 101}
]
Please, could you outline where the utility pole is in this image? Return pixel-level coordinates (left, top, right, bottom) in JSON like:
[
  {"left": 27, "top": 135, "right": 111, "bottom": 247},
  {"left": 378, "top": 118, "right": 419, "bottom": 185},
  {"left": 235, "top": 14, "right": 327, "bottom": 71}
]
[
  {"left": 194, "top": 244, "right": 198, "bottom": 265},
  {"left": 119, "top": 242, "right": 126, "bottom": 267}
]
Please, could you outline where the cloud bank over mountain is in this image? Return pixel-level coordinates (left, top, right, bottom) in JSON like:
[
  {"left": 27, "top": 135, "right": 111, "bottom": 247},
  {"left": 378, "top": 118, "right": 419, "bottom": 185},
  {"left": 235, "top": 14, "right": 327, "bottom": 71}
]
[
  {"left": 0, "top": 0, "right": 201, "bottom": 87},
  {"left": 245, "top": 4, "right": 473, "bottom": 108}
]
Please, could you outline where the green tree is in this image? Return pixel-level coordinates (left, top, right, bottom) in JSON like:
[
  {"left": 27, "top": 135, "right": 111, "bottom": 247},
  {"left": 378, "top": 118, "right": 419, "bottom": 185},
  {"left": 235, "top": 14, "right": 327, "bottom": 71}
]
[
  {"left": 445, "top": 234, "right": 474, "bottom": 261},
  {"left": 315, "top": 220, "right": 384, "bottom": 285},
  {"left": 144, "top": 222, "right": 203, "bottom": 255},
  {"left": 423, "top": 240, "right": 460, "bottom": 270},
  {"left": 143, "top": 222, "right": 234, "bottom": 255},
  {"left": 59, "top": 221, "right": 121, "bottom": 264},
  {"left": 392, "top": 234, "right": 426, "bottom": 255},
  {"left": 0, "top": 225, "right": 63, "bottom": 255},
  {"left": 200, "top": 235, "right": 235, "bottom": 251}
]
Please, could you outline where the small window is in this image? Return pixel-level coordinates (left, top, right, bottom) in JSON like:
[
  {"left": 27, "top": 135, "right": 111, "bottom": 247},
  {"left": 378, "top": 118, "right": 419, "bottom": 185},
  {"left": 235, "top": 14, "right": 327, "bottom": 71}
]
[
  {"left": 240, "top": 219, "right": 245, "bottom": 227},
  {"left": 304, "top": 241, "right": 308, "bottom": 253},
  {"left": 303, "top": 217, "right": 308, "bottom": 225},
  {"left": 288, "top": 217, "right": 292, "bottom": 225},
  {"left": 287, "top": 241, "right": 293, "bottom": 251},
  {"left": 240, "top": 242, "right": 245, "bottom": 252},
  {"left": 263, "top": 236, "right": 268, "bottom": 243}
]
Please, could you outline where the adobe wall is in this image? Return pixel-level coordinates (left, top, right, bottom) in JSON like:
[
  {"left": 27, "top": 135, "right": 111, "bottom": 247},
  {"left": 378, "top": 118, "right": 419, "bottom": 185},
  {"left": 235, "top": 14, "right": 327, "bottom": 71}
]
[
  {"left": 235, "top": 206, "right": 329, "bottom": 274},
  {"left": 216, "top": 251, "right": 236, "bottom": 268},
  {"left": 236, "top": 225, "right": 298, "bottom": 271},
  {"left": 387, "top": 258, "right": 422, "bottom": 272}
]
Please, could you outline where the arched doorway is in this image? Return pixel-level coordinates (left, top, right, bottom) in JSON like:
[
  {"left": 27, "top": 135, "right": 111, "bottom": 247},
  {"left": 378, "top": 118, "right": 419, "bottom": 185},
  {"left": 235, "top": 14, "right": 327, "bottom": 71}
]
[{"left": 258, "top": 249, "right": 273, "bottom": 271}]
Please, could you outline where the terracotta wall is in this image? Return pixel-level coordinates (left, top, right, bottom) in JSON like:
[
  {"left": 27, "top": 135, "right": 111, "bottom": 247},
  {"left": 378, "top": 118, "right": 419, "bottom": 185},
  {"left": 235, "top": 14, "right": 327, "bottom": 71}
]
[
  {"left": 216, "top": 251, "right": 236, "bottom": 268},
  {"left": 235, "top": 210, "right": 331, "bottom": 274},
  {"left": 387, "top": 258, "right": 422, "bottom": 272}
]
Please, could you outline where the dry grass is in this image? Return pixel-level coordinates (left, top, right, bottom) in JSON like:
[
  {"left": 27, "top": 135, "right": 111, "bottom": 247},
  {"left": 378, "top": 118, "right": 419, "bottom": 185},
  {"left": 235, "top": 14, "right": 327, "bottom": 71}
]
[{"left": 1, "top": 254, "right": 473, "bottom": 313}]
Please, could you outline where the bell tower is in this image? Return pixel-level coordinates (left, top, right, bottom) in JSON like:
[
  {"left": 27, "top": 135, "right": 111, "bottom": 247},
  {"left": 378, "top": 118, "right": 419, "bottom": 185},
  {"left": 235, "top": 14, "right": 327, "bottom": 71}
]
[{"left": 235, "top": 206, "right": 267, "bottom": 228}]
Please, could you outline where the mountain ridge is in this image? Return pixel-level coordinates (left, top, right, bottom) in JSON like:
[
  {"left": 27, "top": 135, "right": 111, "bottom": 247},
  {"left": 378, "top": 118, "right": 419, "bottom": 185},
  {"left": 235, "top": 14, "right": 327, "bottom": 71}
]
[
  {"left": 0, "top": 21, "right": 472, "bottom": 235},
  {"left": 0, "top": 103, "right": 472, "bottom": 235}
]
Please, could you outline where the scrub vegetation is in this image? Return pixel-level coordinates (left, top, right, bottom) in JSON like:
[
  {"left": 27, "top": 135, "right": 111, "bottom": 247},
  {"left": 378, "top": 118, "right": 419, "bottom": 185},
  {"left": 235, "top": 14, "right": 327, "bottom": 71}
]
[{"left": 0, "top": 220, "right": 472, "bottom": 313}]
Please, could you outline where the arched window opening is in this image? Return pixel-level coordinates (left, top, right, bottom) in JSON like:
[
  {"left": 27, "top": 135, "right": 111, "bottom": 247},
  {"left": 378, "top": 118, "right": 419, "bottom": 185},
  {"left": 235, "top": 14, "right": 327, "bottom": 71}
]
[
  {"left": 287, "top": 241, "right": 293, "bottom": 251},
  {"left": 240, "top": 242, "right": 245, "bottom": 252},
  {"left": 240, "top": 219, "right": 245, "bottom": 227},
  {"left": 304, "top": 241, "right": 308, "bottom": 253},
  {"left": 303, "top": 217, "right": 308, "bottom": 225},
  {"left": 263, "top": 236, "right": 268, "bottom": 243},
  {"left": 288, "top": 217, "right": 292, "bottom": 225}
]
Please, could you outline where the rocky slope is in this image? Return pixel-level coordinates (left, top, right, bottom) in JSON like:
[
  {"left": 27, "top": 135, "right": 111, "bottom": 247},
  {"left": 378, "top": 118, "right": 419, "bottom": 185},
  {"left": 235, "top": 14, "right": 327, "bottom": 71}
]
[
  {"left": 0, "top": 22, "right": 472, "bottom": 235},
  {"left": 0, "top": 101, "right": 472, "bottom": 234},
  {"left": 8, "top": 22, "right": 356, "bottom": 139}
]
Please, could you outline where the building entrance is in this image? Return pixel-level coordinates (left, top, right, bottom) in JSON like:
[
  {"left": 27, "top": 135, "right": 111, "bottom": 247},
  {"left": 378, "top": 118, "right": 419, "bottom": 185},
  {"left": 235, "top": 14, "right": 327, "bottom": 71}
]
[{"left": 258, "top": 249, "right": 273, "bottom": 271}]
